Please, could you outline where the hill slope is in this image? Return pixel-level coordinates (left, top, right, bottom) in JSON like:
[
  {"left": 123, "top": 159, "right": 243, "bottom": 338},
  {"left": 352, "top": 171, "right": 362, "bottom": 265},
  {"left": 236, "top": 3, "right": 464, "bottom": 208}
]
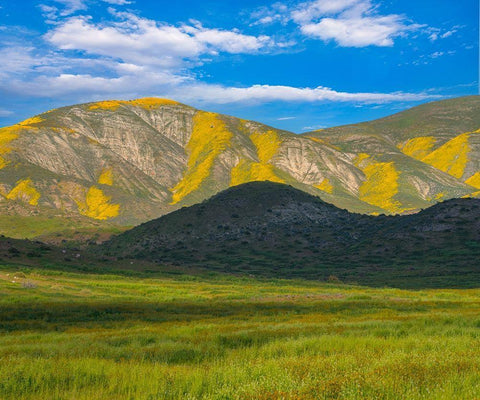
[
  {"left": 305, "top": 96, "right": 480, "bottom": 210},
  {"left": 1, "top": 96, "right": 479, "bottom": 235},
  {"left": 103, "top": 182, "right": 480, "bottom": 288}
]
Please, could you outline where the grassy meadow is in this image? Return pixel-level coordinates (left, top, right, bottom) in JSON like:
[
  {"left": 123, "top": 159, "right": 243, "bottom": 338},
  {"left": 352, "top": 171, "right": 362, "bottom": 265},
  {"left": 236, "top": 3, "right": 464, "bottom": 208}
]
[{"left": 1, "top": 264, "right": 480, "bottom": 399}]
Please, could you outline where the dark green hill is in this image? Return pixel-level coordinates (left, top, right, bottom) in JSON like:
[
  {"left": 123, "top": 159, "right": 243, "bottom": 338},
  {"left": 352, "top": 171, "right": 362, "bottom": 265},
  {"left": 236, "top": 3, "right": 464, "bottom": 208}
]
[{"left": 103, "top": 182, "right": 480, "bottom": 288}]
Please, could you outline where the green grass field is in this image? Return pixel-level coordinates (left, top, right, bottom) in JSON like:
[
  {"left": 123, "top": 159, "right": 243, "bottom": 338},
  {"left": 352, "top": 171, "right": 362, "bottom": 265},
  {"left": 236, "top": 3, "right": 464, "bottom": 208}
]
[{"left": 1, "top": 265, "right": 480, "bottom": 399}]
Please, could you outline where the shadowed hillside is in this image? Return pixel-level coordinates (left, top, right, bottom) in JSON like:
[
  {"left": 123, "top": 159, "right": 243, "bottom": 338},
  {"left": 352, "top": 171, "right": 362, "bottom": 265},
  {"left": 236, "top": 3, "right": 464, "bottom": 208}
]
[{"left": 103, "top": 182, "right": 480, "bottom": 288}]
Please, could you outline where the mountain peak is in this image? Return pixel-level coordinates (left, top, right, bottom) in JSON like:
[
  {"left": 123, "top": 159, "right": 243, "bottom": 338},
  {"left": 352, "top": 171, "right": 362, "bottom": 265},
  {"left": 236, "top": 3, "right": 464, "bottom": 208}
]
[{"left": 86, "top": 97, "right": 183, "bottom": 111}]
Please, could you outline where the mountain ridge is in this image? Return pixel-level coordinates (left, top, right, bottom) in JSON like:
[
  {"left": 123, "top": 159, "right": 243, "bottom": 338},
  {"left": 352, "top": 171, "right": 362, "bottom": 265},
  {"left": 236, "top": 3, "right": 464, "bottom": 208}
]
[{"left": 1, "top": 95, "right": 479, "bottom": 237}]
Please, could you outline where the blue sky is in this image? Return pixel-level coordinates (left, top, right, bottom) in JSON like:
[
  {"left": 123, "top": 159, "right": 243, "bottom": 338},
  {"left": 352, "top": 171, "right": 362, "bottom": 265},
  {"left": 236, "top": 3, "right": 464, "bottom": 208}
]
[{"left": 0, "top": 0, "right": 477, "bottom": 132}]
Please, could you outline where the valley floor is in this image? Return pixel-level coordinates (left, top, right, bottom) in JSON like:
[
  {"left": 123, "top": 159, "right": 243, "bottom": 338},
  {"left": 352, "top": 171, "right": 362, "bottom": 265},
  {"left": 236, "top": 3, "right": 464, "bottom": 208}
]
[{"left": 0, "top": 265, "right": 479, "bottom": 399}]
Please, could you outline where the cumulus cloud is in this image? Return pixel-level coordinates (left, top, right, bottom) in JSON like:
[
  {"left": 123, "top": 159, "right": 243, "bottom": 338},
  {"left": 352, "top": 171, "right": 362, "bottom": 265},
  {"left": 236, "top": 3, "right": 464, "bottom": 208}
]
[
  {"left": 46, "top": 13, "right": 276, "bottom": 68},
  {"left": 253, "top": 0, "right": 423, "bottom": 47},
  {"left": 183, "top": 24, "right": 272, "bottom": 54},
  {"left": 301, "top": 14, "right": 408, "bottom": 47}
]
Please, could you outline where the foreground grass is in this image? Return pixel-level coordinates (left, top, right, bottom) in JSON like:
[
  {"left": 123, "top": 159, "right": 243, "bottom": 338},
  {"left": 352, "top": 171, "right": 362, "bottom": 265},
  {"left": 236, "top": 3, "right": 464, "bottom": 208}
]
[{"left": 0, "top": 265, "right": 479, "bottom": 399}]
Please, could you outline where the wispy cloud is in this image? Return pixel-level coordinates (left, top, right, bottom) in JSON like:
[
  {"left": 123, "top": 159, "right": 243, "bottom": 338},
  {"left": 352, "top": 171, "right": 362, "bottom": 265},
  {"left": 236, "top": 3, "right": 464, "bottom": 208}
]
[
  {"left": 0, "top": 108, "right": 13, "bottom": 117},
  {"left": 52, "top": 0, "right": 87, "bottom": 16},
  {"left": 41, "top": 0, "right": 132, "bottom": 22},
  {"left": 170, "top": 84, "right": 441, "bottom": 104},
  {"left": 102, "top": 0, "right": 132, "bottom": 5},
  {"left": 2, "top": 68, "right": 441, "bottom": 106},
  {"left": 250, "top": 3, "right": 290, "bottom": 26},
  {"left": 427, "top": 25, "right": 462, "bottom": 41},
  {"left": 302, "top": 124, "right": 326, "bottom": 130}
]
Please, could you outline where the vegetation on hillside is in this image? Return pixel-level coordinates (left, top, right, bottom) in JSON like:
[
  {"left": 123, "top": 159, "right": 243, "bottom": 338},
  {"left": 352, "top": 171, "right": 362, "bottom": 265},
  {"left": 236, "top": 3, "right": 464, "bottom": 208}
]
[
  {"left": 77, "top": 186, "right": 120, "bottom": 220},
  {"left": 422, "top": 132, "right": 471, "bottom": 179},
  {"left": 5, "top": 179, "right": 41, "bottom": 206},
  {"left": 358, "top": 160, "right": 402, "bottom": 213},
  {"left": 88, "top": 98, "right": 180, "bottom": 111},
  {"left": 171, "top": 112, "right": 233, "bottom": 204},
  {"left": 231, "top": 129, "right": 285, "bottom": 186}
]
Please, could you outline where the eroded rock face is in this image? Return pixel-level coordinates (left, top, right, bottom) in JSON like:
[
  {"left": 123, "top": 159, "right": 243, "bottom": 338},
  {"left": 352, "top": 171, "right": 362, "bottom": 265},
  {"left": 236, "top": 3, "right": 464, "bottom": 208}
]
[{"left": 0, "top": 96, "right": 479, "bottom": 226}]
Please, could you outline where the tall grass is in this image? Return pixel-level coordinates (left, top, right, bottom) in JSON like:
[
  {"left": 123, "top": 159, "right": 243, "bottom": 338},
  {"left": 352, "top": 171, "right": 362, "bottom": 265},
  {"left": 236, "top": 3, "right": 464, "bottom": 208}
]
[{"left": 1, "top": 266, "right": 479, "bottom": 399}]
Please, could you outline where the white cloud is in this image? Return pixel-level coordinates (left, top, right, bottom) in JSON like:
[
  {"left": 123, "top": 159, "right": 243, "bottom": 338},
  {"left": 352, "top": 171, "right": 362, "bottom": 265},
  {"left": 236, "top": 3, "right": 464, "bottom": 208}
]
[
  {"left": 291, "top": 0, "right": 361, "bottom": 23},
  {"left": 410, "top": 49, "right": 458, "bottom": 66},
  {"left": 185, "top": 25, "right": 272, "bottom": 53},
  {"left": 298, "top": 0, "right": 422, "bottom": 47},
  {"left": 102, "top": 0, "right": 132, "bottom": 4},
  {"left": 170, "top": 83, "right": 439, "bottom": 105},
  {"left": 0, "top": 44, "right": 121, "bottom": 80},
  {"left": 441, "top": 30, "right": 457, "bottom": 39},
  {"left": 46, "top": 13, "right": 276, "bottom": 69},
  {"left": 52, "top": 0, "right": 87, "bottom": 16},
  {"left": 430, "top": 50, "right": 456, "bottom": 59},
  {"left": 301, "top": 14, "right": 409, "bottom": 47},
  {"left": 5, "top": 68, "right": 186, "bottom": 99},
  {"left": 0, "top": 59, "right": 440, "bottom": 106},
  {"left": 0, "top": 47, "right": 37, "bottom": 76},
  {"left": 430, "top": 51, "right": 444, "bottom": 58},
  {"left": 250, "top": 3, "right": 290, "bottom": 26},
  {"left": 252, "top": 0, "right": 423, "bottom": 47},
  {"left": 302, "top": 124, "right": 326, "bottom": 130},
  {"left": 39, "top": 4, "right": 60, "bottom": 24},
  {"left": 0, "top": 108, "right": 13, "bottom": 117},
  {"left": 424, "top": 26, "right": 459, "bottom": 42},
  {"left": 41, "top": 0, "right": 131, "bottom": 23},
  {"left": 47, "top": 16, "right": 202, "bottom": 68}
]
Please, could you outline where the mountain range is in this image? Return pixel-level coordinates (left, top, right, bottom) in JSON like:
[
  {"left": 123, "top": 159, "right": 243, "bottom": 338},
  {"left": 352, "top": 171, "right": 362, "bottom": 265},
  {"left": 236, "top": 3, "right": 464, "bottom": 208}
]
[{"left": 1, "top": 96, "right": 480, "bottom": 238}]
